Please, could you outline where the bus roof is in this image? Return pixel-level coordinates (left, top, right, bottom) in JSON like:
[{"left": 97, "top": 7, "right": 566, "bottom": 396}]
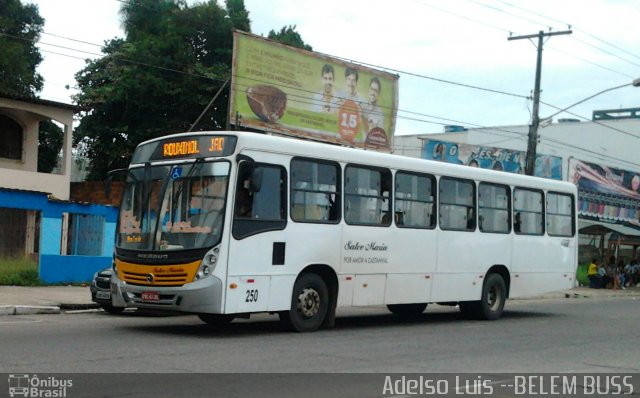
[{"left": 135, "top": 131, "right": 576, "bottom": 193}]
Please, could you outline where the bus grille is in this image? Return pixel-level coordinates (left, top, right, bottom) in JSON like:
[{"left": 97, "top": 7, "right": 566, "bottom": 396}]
[
  {"left": 116, "top": 259, "right": 200, "bottom": 287},
  {"left": 122, "top": 270, "right": 188, "bottom": 287}
]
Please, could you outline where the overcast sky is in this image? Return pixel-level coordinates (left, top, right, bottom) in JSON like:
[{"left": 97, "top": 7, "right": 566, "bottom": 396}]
[{"left": 25, "top": 0, "right": 640, "bottom": 136}]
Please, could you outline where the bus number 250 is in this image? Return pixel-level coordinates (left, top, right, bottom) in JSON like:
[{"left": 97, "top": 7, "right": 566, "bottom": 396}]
[{"left": 245, "top": 289, "right": 259, "bottom": 303}]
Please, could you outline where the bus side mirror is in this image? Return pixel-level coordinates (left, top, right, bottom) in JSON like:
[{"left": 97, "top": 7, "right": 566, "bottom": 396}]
[{"left": 250, "top": 168, "right": 263, "bottom": 192}]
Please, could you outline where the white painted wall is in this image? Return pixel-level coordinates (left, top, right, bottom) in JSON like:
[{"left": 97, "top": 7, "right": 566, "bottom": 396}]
[
  {"left": 0, "top": 97, "right": 75, "bottom": 200},
  {"left": 393, "top": 118, "right": 640, "bottom": 179}
]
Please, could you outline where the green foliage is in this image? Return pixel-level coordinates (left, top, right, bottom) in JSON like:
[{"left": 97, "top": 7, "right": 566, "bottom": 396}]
[
  {"left": 0, "top": 0, "right": 44, "bottom": 97},
  {"left": 38, "top": 120, "right": 64, "bottom": 173},
  {"left": 74, "top": 0, "right": 311, "bottom": 181},
  {"left": 226, "top": 0, "right": 251, "bottom": 32},
  {"left": 268, "top": 25, "right": 312, "bottom": 51},
  {"left": 0, "top": 257, "right": 42, "bottom": 286},
  {"left": 74, "top": 0, "right": 251, "bottom": 180}
]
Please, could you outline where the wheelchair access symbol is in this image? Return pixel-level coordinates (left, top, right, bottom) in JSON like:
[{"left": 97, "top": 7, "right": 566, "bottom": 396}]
[{"left": 171, "top": 167, "right": 183, "bottom": 179}]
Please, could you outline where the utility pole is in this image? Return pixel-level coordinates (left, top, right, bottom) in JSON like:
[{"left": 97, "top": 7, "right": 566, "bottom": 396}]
[{"left": 509, "top": 30, "right": 572, "bottom": 175}]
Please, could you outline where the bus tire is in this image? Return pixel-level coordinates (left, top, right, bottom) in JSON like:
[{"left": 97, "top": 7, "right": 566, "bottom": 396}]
[
  {"left": 387, "top": 303, "right": 427, "bottom": 316},
  {"left": 280, "top": 273, "right": 329, "bottom": 332},
  {"left": 198, "top": 313, "right": 235, "bottom": 326},
  {"left": 460, "top": 273, "right": 506, "bottom": 320}
]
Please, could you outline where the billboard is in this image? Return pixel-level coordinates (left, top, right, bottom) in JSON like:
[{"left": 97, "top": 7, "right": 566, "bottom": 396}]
[
  {"left": 422, "top": 139, "right": 563, "bottom": 180},
  {"left": 229, "top": 31, "right": 399, "bottom": 151},
  {"left": 568, "top": 158, "right": 640, "bottom": 224}
]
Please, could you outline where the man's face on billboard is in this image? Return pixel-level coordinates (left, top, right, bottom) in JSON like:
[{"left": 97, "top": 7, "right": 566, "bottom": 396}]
[
  {"left": 369, "top": 81, "right": 380, "bottom": 104},
  {"left": 346, "top": 73, "right": 358, "bottom": 96},
  {"left": 322, "top": 72, "right": 334, "bottom": 95}
]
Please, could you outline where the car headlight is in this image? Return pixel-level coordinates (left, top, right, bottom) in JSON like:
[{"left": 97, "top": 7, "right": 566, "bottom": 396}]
[{"left": 194, "top": 246, "right": 219, "bottom": 281}]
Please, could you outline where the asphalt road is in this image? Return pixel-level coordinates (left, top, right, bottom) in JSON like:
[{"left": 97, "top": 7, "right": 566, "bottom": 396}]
[{"left": 1, "top": 297, "right": 639, "bottom": 397}]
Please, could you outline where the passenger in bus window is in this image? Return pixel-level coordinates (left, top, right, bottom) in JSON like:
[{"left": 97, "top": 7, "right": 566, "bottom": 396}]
[
  {"left": 466, "top": 207, "right": 475, "bottom": 230},
  {"left": 235, "top": 187, "right": 252, "bottom": 218},
  {"left": 514, "top": 212, "right": 521, "bottom": 233},
  {"left": 394, "top": 211, "right": 404, "bottom": 226}
]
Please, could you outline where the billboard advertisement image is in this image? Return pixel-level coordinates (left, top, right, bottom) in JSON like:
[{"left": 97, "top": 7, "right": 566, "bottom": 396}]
[
  {"left": 422, "top": 139, "right": 563, "bottom": 180},
  {"left": 230, "top": 31, "right": 399, "bottom": 151},
  {"left": 568, "top": 158, "right": 640, "bottom": 224}
]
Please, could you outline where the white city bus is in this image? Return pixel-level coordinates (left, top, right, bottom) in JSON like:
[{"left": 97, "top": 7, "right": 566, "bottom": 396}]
[{"left": 110, "top": 131, "right": 577, "bottom": 332}]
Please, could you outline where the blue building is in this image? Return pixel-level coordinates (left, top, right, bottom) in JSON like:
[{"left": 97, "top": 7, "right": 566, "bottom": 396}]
[{"left": 0, "top": 94, "right": 117, "bottom": 283}]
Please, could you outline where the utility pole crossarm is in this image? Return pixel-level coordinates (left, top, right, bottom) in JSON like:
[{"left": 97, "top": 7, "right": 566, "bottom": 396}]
[
  {"left": 509, "top": 30, "right": 572, "bottom": 176},
  {"left": 508, "top": 30, "right": 573, "bottom": 41}
]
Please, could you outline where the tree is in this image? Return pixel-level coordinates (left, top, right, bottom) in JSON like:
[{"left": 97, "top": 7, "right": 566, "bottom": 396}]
[
  {"left": 74, "top": 0, "right": 251, "bottom": 180},
  {"left": 74, "top": 0, "right": 311, "bottom": 181},
  {"left": 226, "top": 0, "right": 251, "bottom": 33},
  {"left": 268, "top": 25, "right": 312, "bottom": 51},
  {"left": 37, "top": 120, "right": 64, "bottom": 173},
  {"left": 0, "top": 0, "right": 44, "bottom": 97}
]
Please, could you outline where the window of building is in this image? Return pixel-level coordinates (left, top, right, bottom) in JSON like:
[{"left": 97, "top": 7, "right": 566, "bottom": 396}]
[
  {"left": 344, "top": 165, "right": 392, "bottom": 226},
  {"left": 439, "top": 177, "right": 476, "bottom": 231},
  {"left": 395, "top": 171, "right": 436, "bottom": 228},
  {"left": 290, "top": 158, "right": 340, "bottom": 223},
  {"left": 0, "top": 115, "right": 23, "bottom": 160},
  {"left": 513, "top": 188, "right": 544, "bottom": 235},
  {"left": 478, "top": 183, "right": 510, "bottom": 233},
  {"left": 547, "top": 192, "right": 574, "bottom": 237}
]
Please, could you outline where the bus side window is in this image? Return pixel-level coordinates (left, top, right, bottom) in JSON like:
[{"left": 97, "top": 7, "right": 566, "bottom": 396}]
[{"left": 232, "top": 163, "right": 287, "bottom": 240}]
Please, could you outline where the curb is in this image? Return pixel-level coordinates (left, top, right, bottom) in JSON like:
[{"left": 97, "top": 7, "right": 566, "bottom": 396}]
[
  {"left": 0, "top": 303, "right": 100, "bottom": 316},
  {"left": 0, "top": 305, "right": 61, "bottom": 315}
]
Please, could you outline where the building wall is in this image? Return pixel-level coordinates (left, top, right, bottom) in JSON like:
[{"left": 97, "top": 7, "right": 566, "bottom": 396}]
[
  {"left": 0, "top": 189, "right": 118, "bottom": 283},
  {"left": 394, "top": 119, "right": 640, "bottom": 181},
  {"left": 0, "top": 97, "right": 74, "bottom": 200}
]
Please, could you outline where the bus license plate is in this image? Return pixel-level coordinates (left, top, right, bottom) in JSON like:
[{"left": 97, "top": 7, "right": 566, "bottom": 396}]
[{"left": 141, "top": 291, "right": 160, "bottom": 302}]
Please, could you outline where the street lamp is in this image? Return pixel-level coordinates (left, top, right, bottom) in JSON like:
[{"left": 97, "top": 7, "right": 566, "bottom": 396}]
[{"left": 543, "top": 81, "right": 638, "bottom": 121}]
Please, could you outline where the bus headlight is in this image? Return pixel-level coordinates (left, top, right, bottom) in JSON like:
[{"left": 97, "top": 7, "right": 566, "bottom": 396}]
[{"left": 194, "top": 246, "right": 219, "bottom": 281}]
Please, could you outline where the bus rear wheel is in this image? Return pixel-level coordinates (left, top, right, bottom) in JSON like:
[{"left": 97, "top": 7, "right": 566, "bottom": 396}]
[
  {"left": 198, "top": 313, "right": 235, "bottom": 326},
  {"left": 387, "top": 303, "right": 427, "bottom": 316},
  {"left": 460, "top": 273, "right": 506, "bottom": 320},
  {"left": 280, "top": 273, "right": 329, "bottom": 332}
]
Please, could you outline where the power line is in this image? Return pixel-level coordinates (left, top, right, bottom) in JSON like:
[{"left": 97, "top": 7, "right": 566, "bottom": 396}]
[
  {"left": 465, "top": 0, "right": 555, "bottom": 31},
  {"left": 11, "top": 22, "right": 640, "bottom": 145},
  {"left": 30, "top": 31, "right": 640, "bottom": 145},
  {"left": 423, "top": 0, "right": 636, "bottom": 79},
  {"left": 495, "top": 0, "right": 640, "bottom": 63}
]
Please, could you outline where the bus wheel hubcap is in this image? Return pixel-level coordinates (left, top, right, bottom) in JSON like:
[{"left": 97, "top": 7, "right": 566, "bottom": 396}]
[{"left": 297, "top": 288, "right": 320, "bottom": 318}]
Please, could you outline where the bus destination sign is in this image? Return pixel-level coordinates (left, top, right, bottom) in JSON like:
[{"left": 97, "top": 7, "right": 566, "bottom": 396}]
[{"left": 132, "top": 135, "right": 237, "bottom": 163}]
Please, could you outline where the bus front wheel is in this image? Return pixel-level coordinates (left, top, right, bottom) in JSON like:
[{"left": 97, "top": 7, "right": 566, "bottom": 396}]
[
  {"left": 387, "top": 303, "right": 427, "bottom": 316},
  {"left": 460, "top": 273, "right": 506, "bottom": 320},
  {"left": 280, "top": 273, "right": 329, "bottom": 332}
]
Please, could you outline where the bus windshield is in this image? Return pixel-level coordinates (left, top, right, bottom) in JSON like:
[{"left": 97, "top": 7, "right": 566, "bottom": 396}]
[{"left": 117, "top": 161, "right": 231, "bottom": 251}]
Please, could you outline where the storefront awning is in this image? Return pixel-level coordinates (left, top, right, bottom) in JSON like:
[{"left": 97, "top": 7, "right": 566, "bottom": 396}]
[{"left": 579, "top": 219, "right": 640, "bottom": 237}]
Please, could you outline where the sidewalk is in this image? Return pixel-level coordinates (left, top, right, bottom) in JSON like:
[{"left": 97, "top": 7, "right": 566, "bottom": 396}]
[
  {"left": 1, "top": 285, "right": 639, "bottom": 316},
  {"left": 0, "top": 285, "right": 97, "bottom": 315}
]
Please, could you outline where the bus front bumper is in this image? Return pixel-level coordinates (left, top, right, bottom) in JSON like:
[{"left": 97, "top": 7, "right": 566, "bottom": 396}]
[{"left": 111, "top": 273, "right": 225, "bottom": 314}]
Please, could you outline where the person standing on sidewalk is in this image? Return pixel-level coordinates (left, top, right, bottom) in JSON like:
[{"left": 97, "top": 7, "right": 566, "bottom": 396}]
[{"left": 587, "top": 258, "right": 600, "bottom": 289}]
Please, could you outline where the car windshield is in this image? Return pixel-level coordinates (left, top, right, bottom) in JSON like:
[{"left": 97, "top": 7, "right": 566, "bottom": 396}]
[{"left": 116, "top": 161, "right": 231, "bottom": 251}]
